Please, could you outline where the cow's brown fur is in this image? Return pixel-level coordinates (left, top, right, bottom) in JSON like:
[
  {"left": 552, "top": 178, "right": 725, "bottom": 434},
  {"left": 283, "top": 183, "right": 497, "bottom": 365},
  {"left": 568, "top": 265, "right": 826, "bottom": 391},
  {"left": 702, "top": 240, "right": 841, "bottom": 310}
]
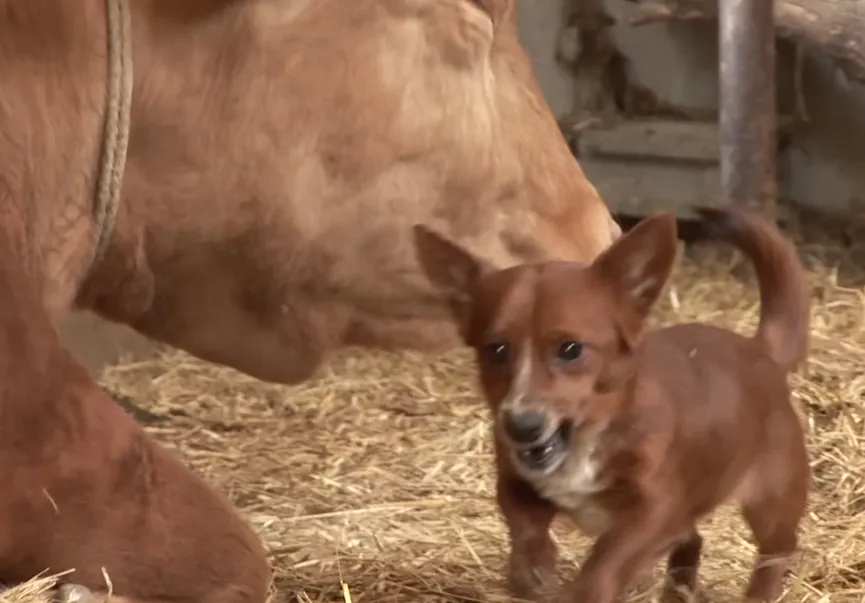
[
  {"left": 70, "top": 0, "right": 621, "bottom": 385},
  {"left": 0, "top": 219, "right": 270, "bottom": 603},
  {"left": 413, "top": 206, "right": 811, "bottom": 603},
  {"left": 0, "top": 0, "right": 619, "bottom": 599}
]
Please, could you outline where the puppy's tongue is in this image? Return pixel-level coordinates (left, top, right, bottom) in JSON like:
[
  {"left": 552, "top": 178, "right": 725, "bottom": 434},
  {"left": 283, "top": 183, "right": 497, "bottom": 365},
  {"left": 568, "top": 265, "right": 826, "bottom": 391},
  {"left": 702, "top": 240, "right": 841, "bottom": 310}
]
[
  {"left": 517, "top": 422, "right": 571, "bottom": 469},
  {"left": 518, "top": 441, "right": 557, "bottom": 469}
]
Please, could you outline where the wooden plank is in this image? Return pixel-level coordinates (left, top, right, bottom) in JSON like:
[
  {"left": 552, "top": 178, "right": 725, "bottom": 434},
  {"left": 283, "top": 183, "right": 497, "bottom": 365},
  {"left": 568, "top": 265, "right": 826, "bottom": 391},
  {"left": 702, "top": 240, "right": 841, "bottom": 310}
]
[
  {"left": 577, "top": 119, "right": 720, "bottom": 163},
  {"left": 579, "top": 158, "right": 723, "bottom": 218},
  {"left": 575, "top": 119, "right": 721, "bottom": 218},
  {"left": 626, "top": 0, "right": 865, "bottom": 84}
]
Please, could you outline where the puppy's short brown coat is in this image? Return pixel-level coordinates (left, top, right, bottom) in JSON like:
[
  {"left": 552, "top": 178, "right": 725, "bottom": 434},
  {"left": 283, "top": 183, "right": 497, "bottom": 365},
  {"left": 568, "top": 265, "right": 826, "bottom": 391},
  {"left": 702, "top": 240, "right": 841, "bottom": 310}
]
[{"left": 413, "top": 207, "right": 811, "bottom": 603}]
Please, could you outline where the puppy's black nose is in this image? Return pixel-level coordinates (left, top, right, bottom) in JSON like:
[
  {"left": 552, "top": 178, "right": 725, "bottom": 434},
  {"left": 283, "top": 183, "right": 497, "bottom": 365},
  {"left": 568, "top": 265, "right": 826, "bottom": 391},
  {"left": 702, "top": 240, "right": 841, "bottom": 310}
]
[{"left": 503, "top": 409, "right": 547, "bottom": 444}]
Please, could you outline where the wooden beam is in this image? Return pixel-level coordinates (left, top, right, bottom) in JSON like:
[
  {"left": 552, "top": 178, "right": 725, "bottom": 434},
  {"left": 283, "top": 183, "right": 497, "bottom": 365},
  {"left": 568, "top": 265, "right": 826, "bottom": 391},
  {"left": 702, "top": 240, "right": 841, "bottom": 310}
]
[{"left": 626, "top": 0, "right": 865, "bottom": 84}]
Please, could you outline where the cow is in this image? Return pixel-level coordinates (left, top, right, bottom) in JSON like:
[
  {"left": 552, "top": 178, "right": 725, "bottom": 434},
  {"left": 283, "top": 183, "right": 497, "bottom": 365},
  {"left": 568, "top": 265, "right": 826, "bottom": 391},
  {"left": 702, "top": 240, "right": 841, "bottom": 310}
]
[{"left": 0, "top": 0, "right": 620, "bottom": 602}]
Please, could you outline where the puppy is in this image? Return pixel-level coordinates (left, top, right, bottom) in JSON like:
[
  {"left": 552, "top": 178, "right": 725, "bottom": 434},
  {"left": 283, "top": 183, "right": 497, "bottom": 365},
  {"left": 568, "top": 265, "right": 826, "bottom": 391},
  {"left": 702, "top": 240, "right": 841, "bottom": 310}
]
[{"left": 412, "top": 206, "right": 811, "bottom": 603}]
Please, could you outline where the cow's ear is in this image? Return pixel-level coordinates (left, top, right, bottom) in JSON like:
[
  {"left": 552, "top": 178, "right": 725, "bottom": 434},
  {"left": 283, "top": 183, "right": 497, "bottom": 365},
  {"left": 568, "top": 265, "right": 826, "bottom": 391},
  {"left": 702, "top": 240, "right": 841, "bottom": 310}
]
[{"left": 412, "top": 225, "right": 490, "bottom": 337}]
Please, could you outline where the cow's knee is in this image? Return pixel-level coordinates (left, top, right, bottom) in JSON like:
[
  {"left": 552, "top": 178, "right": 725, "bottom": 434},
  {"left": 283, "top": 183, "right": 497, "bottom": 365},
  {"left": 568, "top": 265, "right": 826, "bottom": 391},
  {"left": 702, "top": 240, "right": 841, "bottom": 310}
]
[
  {"left": 53, "top": 584, "right": 99, "bottom": 603},
  {"left": 53, "top": 582, "right": 269, "bottom": 603}
]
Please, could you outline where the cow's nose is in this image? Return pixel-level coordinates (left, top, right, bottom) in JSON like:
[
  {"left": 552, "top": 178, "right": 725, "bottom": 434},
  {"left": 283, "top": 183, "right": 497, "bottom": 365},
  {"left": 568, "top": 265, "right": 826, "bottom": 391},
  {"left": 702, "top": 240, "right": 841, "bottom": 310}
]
[{"left": 503, "top": 409, "right": 548, "bottom": 444}]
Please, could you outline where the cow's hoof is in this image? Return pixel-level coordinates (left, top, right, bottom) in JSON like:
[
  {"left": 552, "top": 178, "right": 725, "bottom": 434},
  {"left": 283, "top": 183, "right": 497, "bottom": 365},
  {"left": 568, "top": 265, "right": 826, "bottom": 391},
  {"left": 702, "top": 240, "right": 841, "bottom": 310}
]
[{"left": 54, "top": 584, "right": 99, "bottom": 603}]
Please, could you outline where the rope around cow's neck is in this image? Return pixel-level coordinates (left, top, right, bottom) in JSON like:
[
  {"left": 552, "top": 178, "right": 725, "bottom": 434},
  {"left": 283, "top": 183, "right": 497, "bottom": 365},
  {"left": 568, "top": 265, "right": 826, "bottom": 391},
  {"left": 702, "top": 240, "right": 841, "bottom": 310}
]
[{"left": 88, "top": 0, "right": 133, "bottom": 276}]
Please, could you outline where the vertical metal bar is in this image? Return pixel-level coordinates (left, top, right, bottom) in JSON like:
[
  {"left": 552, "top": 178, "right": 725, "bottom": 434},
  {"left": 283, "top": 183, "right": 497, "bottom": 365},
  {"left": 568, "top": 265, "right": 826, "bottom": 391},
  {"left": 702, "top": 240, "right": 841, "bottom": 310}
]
[{"left": 719, "top": 0, "right": 777, "bottom": 215}]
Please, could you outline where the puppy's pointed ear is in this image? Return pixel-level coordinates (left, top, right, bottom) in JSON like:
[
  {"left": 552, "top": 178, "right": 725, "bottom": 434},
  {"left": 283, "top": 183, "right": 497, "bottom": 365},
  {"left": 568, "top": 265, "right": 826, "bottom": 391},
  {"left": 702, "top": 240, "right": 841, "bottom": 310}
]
[
  {"left": 592, "top": 211, "right": 678, "bottom": 318},
  {"left": 412, "top": 225, "right": 491, "bottom": 337}
]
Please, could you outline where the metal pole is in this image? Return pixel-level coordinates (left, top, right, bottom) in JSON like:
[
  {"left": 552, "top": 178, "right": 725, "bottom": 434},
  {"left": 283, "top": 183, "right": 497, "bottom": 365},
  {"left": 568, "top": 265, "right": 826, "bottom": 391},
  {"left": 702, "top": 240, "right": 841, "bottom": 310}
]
[{"left": 719, "top": 0, "right": 777, "bottom": 215}]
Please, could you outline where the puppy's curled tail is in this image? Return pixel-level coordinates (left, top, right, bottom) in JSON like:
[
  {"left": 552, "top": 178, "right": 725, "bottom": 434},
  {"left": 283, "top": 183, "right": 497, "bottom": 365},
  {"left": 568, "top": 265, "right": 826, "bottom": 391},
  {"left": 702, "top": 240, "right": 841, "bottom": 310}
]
[{"left": 695, "top": 206, "right": 810, "bottom": 372}]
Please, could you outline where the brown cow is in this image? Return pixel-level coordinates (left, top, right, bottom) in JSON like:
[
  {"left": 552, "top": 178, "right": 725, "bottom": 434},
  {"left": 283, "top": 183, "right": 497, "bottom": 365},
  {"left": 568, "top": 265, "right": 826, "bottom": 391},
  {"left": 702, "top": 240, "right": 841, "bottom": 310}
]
[{"left": 0, "top": 0, "right": 618, "bottom": 601}]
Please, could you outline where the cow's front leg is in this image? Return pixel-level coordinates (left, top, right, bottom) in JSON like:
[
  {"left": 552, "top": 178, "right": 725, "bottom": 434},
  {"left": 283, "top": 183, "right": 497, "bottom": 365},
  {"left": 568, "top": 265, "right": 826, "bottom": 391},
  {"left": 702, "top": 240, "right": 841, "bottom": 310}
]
[
  {"left": 54, "top": 584, "right": 180, "bottom": 603},
  {"left": 54, "top": 584, "right": 98, "bottom": 603},
  {"left": 53, "top": 583, "right": 258, "bottom": 603},
  {"left": 55, "top": 584, "right": 179, "bottom": 603}
]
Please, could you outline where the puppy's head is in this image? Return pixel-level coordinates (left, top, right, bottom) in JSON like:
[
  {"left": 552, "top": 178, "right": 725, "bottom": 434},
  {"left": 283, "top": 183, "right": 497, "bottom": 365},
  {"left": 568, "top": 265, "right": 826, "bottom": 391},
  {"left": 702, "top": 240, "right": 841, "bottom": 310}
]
[{"left": 413, "top": 212, "right": 677, "bottom": 476}]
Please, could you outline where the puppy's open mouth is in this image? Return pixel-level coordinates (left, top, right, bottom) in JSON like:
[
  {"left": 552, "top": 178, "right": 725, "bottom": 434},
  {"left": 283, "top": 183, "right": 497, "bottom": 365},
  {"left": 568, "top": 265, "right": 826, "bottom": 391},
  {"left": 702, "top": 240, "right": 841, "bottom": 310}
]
[{"left": 515, "top": 420, "right": 572, "bottom": 472}]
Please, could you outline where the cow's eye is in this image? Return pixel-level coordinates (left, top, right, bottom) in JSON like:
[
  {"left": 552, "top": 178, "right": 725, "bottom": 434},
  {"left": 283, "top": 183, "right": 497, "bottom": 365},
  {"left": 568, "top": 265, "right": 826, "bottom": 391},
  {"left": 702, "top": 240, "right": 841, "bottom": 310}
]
[{"left": 469, "top": 0, "right": 492, "bottom": 18}]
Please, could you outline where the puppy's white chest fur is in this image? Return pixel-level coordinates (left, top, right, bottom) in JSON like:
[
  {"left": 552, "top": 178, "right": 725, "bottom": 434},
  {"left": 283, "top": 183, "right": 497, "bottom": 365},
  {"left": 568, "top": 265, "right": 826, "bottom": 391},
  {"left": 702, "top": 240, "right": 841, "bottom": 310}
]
[{"left": 526, "top": 448, "right": 612, "bottom": 537}]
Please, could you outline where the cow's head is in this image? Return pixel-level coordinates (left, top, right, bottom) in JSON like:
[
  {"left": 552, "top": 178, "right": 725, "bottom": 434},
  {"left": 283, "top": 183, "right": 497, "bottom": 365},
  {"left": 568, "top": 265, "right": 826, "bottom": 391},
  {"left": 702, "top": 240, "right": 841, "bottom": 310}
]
[
  {"left": 369, "top": 0, "right": 621, "bottom": 264},
  {"left": 93, "top": 0, "right": 621, "bottom": 384}
]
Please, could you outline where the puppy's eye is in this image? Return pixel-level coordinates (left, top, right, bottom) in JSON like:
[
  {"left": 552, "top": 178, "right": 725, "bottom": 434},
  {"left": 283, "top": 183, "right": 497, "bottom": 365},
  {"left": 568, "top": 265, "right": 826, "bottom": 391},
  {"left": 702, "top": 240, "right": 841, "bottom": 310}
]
[
  {"left": 556, "top": 341, "right": 583, "bottom": 364},
  {"left": 483, "top": 341, "right": 509, "bottom": 364}
]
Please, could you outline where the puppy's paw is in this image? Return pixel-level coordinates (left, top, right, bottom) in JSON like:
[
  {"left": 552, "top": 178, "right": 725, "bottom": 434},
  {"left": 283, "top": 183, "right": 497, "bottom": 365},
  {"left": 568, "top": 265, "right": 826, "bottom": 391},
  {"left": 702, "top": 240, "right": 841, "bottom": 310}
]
[
  {"left": 53, "top": 584, "right": 100, "bottom": 603},
  {"left": 506, "top": 543, "right": 558, "bottom": 600}
]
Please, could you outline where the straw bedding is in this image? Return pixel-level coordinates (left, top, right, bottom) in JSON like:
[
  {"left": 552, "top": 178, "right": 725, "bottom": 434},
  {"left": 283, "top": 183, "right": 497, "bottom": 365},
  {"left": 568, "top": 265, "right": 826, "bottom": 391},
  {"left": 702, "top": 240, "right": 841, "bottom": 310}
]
[{"left": 18, "top": 222, "right": 865, "bottom": 602}]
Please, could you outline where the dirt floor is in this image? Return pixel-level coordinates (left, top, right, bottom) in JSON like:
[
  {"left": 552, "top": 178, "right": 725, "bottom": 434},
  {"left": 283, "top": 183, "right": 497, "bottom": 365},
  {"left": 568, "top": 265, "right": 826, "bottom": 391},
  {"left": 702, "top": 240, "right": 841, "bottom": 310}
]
[{"left": 11, "top": 224, "right": 865, "bottom": 603}]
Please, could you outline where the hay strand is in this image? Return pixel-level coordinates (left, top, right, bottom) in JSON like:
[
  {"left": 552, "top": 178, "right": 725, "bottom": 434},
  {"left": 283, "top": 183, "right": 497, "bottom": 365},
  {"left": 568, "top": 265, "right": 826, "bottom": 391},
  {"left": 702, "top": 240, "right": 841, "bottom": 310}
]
[{"left": 16, "top": 232, "right": 865, "bottom": 603}]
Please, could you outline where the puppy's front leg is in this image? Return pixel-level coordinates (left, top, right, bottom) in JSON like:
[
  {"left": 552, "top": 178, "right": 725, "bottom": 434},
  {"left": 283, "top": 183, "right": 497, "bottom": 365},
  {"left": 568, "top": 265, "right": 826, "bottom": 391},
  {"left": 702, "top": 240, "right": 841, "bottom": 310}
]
[
  {"left": 495, "top": 445, "right": 558, "bottom": 600},
  {"left": 560, "top": 501, "right": 674, "bottom": 603},
  {"left": 497, "top": 472, "right": 558, "bottom": 600}
]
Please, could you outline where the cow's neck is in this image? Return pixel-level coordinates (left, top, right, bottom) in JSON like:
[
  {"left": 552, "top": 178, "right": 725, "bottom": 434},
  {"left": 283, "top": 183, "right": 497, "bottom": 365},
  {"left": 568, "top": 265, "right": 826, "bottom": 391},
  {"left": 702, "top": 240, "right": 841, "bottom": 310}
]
[{"left": 72, "top": 0, "right": 246, "bottom": 327}]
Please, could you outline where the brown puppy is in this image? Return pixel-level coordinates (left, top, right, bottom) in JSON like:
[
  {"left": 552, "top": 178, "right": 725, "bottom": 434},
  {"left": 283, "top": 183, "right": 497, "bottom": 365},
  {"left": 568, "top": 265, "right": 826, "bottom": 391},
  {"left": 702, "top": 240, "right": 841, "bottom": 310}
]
[{"left": 413, "top": 206, "right": 811, "bottom": 603}]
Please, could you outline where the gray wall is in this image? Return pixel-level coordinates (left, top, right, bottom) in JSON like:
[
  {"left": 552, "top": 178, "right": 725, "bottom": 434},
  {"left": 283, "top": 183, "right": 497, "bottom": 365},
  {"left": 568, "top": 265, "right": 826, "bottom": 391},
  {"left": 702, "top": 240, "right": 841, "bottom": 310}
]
[{"left": 515, "top": 0, "right": 865, "bottom": 216}]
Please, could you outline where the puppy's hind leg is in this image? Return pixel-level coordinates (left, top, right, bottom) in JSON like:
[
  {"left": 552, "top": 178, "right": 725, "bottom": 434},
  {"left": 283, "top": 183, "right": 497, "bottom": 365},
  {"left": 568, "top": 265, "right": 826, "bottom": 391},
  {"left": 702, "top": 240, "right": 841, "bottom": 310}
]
[
  {"left": 740, "top": 500, "right": 802, "bottom": 602},
  {"left": 739, "top": 437, "right": 809, "bottom": 602},
  {"left": 661, "top": 526, "right": 703, "bottom": 602}
]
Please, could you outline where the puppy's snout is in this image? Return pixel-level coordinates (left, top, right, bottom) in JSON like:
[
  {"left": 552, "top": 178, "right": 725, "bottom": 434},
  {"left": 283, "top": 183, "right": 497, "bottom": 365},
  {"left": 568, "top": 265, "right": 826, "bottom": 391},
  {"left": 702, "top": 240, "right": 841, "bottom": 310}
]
[{"left": 502, "top": 408, "right": 548, "bottom": 444}]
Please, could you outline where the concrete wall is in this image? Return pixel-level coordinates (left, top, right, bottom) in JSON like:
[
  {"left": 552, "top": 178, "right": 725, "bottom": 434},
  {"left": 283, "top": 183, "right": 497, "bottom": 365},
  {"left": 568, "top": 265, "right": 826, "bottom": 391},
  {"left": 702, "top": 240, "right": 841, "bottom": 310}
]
[{"left": 514, "top": 0, "right": 865, "bottom": 217}]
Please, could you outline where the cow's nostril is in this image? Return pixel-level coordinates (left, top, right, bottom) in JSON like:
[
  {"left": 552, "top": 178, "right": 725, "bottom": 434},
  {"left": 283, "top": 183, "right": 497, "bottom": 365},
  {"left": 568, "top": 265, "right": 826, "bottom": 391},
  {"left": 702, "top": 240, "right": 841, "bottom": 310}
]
[{"left": 503, "top": 409, "right": 548, "bottom": 444}]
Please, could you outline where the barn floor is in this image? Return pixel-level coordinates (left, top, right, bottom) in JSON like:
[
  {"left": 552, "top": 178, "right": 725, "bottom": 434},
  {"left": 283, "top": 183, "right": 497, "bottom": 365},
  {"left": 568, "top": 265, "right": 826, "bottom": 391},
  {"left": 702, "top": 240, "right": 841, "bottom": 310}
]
[{"left": 9, "top": 228, "right": 865, "bottom": 603}]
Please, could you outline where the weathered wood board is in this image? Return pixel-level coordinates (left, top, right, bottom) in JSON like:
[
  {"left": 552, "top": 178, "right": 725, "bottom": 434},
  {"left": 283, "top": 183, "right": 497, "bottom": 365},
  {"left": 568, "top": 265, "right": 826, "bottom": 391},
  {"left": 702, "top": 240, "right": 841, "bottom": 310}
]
[
  {"left": 627, "top": 0, "right": 865, "bottom": 84},
  {"left": 575, "top": 119, "right": 724, "bottom": 218}
]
